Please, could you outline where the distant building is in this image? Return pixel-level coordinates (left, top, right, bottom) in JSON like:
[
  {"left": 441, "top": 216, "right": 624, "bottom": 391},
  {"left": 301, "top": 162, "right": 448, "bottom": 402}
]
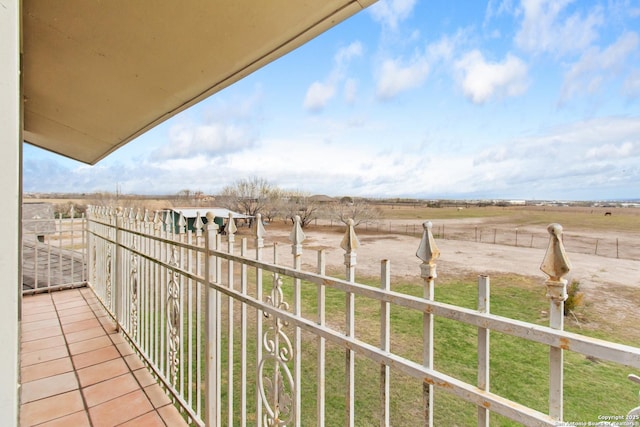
[{"left": 163, "top": 207, "right": 252, "bottom": 233}]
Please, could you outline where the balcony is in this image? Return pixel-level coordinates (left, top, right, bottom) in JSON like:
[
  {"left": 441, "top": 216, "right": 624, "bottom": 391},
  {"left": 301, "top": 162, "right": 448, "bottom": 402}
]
[
  {"left": 21, "top": 288, "right": 187, "bottom": 426},
  {"left": 20, "top": 207, "right": 640, "bottom": 426}
]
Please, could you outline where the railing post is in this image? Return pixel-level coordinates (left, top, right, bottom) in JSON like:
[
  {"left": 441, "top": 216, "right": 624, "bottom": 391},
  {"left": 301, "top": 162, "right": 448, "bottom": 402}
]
[
  {"left": 540, "top": 223, "right": 571, "bottom": 421},
  {"left": 341, "top": 218, "right": 359, "bottom": 427},
  {"left": 381, "top": 259, "right": 391, "bottom": 427},
  {"left": 317, "top": 249, "right": 326, "bottom": 426},
  {"left": 204, "top": 213, "right": 220, "bottom": 427},
  {"left": 225, "top": 212, "right": 237, "bottom": 424},
  {"left": 254, "top": 213, "right": 266, "bottom": 426},
  {"left": 114, "top": 208, "right": 123, "bottom": 331},
  {"left": 290, "top": 215, "right": 305, "bottom": 426},
  {"left": 416, "top": 221, "right": 440, "bottom": 427},
  {"left": 478, "top": 275, "right": 490, "bottom": 426}
]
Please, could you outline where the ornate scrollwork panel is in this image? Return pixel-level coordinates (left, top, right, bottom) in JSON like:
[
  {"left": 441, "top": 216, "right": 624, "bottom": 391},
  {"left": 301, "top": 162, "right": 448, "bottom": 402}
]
[
  {"left": 166, "top": 246, "right": 180, "bottom": 387},
  {"left": 258, "top": 274, "right": 295, "bottom": 427}
]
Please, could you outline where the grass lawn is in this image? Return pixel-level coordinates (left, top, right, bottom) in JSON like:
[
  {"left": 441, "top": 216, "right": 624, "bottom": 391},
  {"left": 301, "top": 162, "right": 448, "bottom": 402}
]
[{"left": 214, "top": 271, "right": 639, "bottom": 426}]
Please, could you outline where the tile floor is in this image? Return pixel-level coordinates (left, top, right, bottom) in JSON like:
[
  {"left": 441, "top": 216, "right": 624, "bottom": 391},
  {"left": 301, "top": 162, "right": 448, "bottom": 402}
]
[{"left": 20, "top": 287, "right": 189, "bottom": 427}]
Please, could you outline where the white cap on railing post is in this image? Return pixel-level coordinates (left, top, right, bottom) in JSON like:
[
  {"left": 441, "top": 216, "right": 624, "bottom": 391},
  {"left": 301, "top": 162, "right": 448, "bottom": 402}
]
[
  {"left": 416, "top": 221, "right": 440, "bottom": 281},
  {"left": 194, "top": 212, "right": 204, "bottom": 237},
  {"left": 540, "top": 223, "right": 572, "bottom": 421},
  {"left": 290, "top": 215, "right": 305, "bottom": 257},
  {"left": 540, "top": 223, "right": 571, "bottom": 305},
  {"left": 254, "top": 213, "right": 265, "bottom": 250},
  {"left": 341, "top": 218, "right": 359, "bottom": 276},
  {"left": 178, "top": 211, "right": 187, "bottom": 235},
  {"left": 226, "top": 212, "right": 237, "bottom": 244}
]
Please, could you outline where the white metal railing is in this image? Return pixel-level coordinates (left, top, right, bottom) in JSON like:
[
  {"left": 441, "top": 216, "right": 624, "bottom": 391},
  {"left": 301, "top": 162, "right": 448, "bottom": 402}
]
[
  {"left": 85, "top": 206, "right": 640, "bottom": 426},
  {"left": 21, "top": 209, "right": 86, "bottom": 293}
]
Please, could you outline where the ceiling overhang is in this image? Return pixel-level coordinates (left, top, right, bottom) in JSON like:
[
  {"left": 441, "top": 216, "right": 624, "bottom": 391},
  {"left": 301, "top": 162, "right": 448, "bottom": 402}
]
[{"left": 22, "top": 0, "right": 376, "bottom": 165}]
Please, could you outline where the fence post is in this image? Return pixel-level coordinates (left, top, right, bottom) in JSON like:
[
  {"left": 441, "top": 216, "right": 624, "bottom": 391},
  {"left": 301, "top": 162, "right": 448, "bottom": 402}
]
[
  {"left": 540, "top": 223, "right": 572, "bottom": 421},
  {"left": 341, "top": 218, "right": 359, "bottom": 427},
  {"left": 225, "top": 213, "right": 237, "bottom": 424},
  {"left": 416, "top": 221, "right": 440, "bottom": 427},
  {"left": 478, "top": 275, "right": 490, "bottom": 426},
  {"left": 204, "top": 214, "right": 220, "bottom": 427}
]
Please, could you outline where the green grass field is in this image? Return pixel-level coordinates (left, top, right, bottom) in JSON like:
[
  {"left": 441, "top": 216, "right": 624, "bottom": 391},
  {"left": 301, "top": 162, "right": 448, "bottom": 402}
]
[{"left": 208, "top": 271, "right": 639, "bottom": 426}]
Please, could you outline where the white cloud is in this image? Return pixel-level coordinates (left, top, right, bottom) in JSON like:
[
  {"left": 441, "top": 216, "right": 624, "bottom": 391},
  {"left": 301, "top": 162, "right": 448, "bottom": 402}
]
[
  {"left": 303, "top": 82, "right": 337, "bottom": 112},
  {"left": 515, "top": 0, "right": 603, "bottom": 56},
  {"left": 585, "top": 142, "right": 635, "bottom": 159},
  {"left": 369, "top": 0, "right": 417, "bottom": 30},
  {"left": 376, "top": 56, "right": 430, "bottom": 100},
  {"left": 623, "top": 69, "right": 640, "bottom": 99},
  {"left": 303, "top": 41, "right": 363, "bottom": 112},
  {"left": 561, "top": 31, "right": 639, "bottom": 102},
  {"left": 454, "top": 50, "right": 528, "bottom": 104},
  {"left": 344, "top": 79, "right": 358, "bottom": 104},
  {"left": 150, "top": 121, "right": 256, "bottom": 161}
]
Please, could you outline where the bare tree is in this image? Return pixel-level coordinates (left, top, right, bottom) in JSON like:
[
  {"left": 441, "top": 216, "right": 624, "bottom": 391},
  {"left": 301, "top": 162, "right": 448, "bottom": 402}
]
[
  {"left": 281, "top": 191, "right": 319, "bottom": 228},
  {"left": 219, "top": 176, "right": 276, "bottom": 225},
  {"left": 329, "top": 198, "right": 381, "bottom": 227}
]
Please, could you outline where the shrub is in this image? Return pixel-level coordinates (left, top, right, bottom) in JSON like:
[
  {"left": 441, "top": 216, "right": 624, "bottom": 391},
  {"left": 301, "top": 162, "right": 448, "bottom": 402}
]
[{"left": 564, "top": 279, "right": 584, "bottom": 316}]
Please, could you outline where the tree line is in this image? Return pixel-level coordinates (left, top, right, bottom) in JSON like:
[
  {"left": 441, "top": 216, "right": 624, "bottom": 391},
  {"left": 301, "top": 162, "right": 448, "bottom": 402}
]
[{"left": 218, "top": 177, "right": 380, "bottom": 228}]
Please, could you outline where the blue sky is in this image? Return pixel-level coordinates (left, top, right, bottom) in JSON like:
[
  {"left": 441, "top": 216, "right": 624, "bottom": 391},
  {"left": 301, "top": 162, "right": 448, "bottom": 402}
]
[{"left": 23, "top": 0, "right": 640, "bottom": 201}]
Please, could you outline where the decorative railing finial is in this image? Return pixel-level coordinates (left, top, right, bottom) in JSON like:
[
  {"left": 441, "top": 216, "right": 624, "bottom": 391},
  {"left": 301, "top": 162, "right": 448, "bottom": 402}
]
[
  {"left": 254, "top": 213, "right": 266, "bottom": 247},
  {"left": 225, "top": 213, "right": 237, "bottom": 242},
  {"left": 194, "top": 212, "right": 204, "bottom": 237},
  {"left": 540, "top": 223, "right": 572, "bottom": 302},
  {"left": 289, "top": 215, "right": 305, "bottom": 256},
  {"left": 341, "top": 218, "right": 360, "bottom": 270},
  {"left": 416, "top": 221, "right": 440, "bottom": 280}
]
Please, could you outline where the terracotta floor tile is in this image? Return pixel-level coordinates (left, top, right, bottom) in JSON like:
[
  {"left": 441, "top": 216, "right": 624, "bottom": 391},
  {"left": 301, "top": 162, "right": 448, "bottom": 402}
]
[
  {"left": 55, "top": 301, "right": 86, "bottom": 310},
  {"left": 65, "top": 326, "right": 106, "bottom": 344},
  {"left": 35, "top": 410, "right": 91, "bottom": 427},
  {"left": 21, "top": 345, "right": 68, "bottom": 367},
  {"left": 22, "top": 310, "right": 58, "bottom": 323},
  {"left": 77, "top": 358, "right": 130, "bottom": 387},
  {"left": 23, "top": 304, "right": 56, "bottom": 315},
  {"left": 68, "top": 335, "right": 112, "bottom": 355},
  {"left": 157, "top": 403, "right": 189, "bottom": 426},
  {"left": 117, "top": 410, "right": 166, "bottom": 427},
  {"left": 21, "top": 334, "right": 65, "bottom": 353},
  {"left": 82, "top": 373, "right": 139, "bottom": 407},
  {"left": 72, "top": 345, "right": 120, "bottom": 369},
  {"left": 133, "top": 368, "right": 157, "bottom": 387},
  {"left": 62, "top": 317, "right": 102, "bottom": 333},
  {"left": 21, "top": 325, "right": 62, "bottom": 342},
  {"left": 59, "top": 311, "right": 96, "bottom": 325},
  {"left": 88, "top": 390, "right": 153, "bottom": 427},
  {"left": 108, "top": 332, "right": 126, "bottom": 344},
  {"left": 21, "top": 371, "right": 78, "bottom": 403},
  {"left": 20, "top": 390, "right": 84, "bottom": 426},
  {"left": 143, "top": 384, "right": 172, "bottom": 409},
  {"left": 21, "top": 318, "right": 57, "bottom": 332},
  {"left": 98, "top": 316, "right": 117, "bottom": 330},
  {"left": 123, "top": 353, "right": 145, "bottom": 371},
  {"left": 57, "top": 305, "right": 93, "bottom": 318},
  {"left": 52, "top": 293, "right": 83, "bottom": 303},
  {"left": 116, "top": 341, "right": 135, "bottom": 356},
  {"left": 21, "top": 357, "right": 73, "bottom": 383}
]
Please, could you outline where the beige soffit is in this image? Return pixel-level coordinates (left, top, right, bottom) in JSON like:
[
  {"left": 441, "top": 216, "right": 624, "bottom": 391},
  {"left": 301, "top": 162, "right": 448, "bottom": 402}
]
[{"left": 22, "top": 0, "right": 376, "bottom": 165}]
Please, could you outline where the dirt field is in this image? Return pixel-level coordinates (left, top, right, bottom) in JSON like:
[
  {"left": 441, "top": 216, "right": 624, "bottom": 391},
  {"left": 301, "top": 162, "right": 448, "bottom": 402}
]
[{"left": 260, "top": 212, "right": 640, "bottom": 339}]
